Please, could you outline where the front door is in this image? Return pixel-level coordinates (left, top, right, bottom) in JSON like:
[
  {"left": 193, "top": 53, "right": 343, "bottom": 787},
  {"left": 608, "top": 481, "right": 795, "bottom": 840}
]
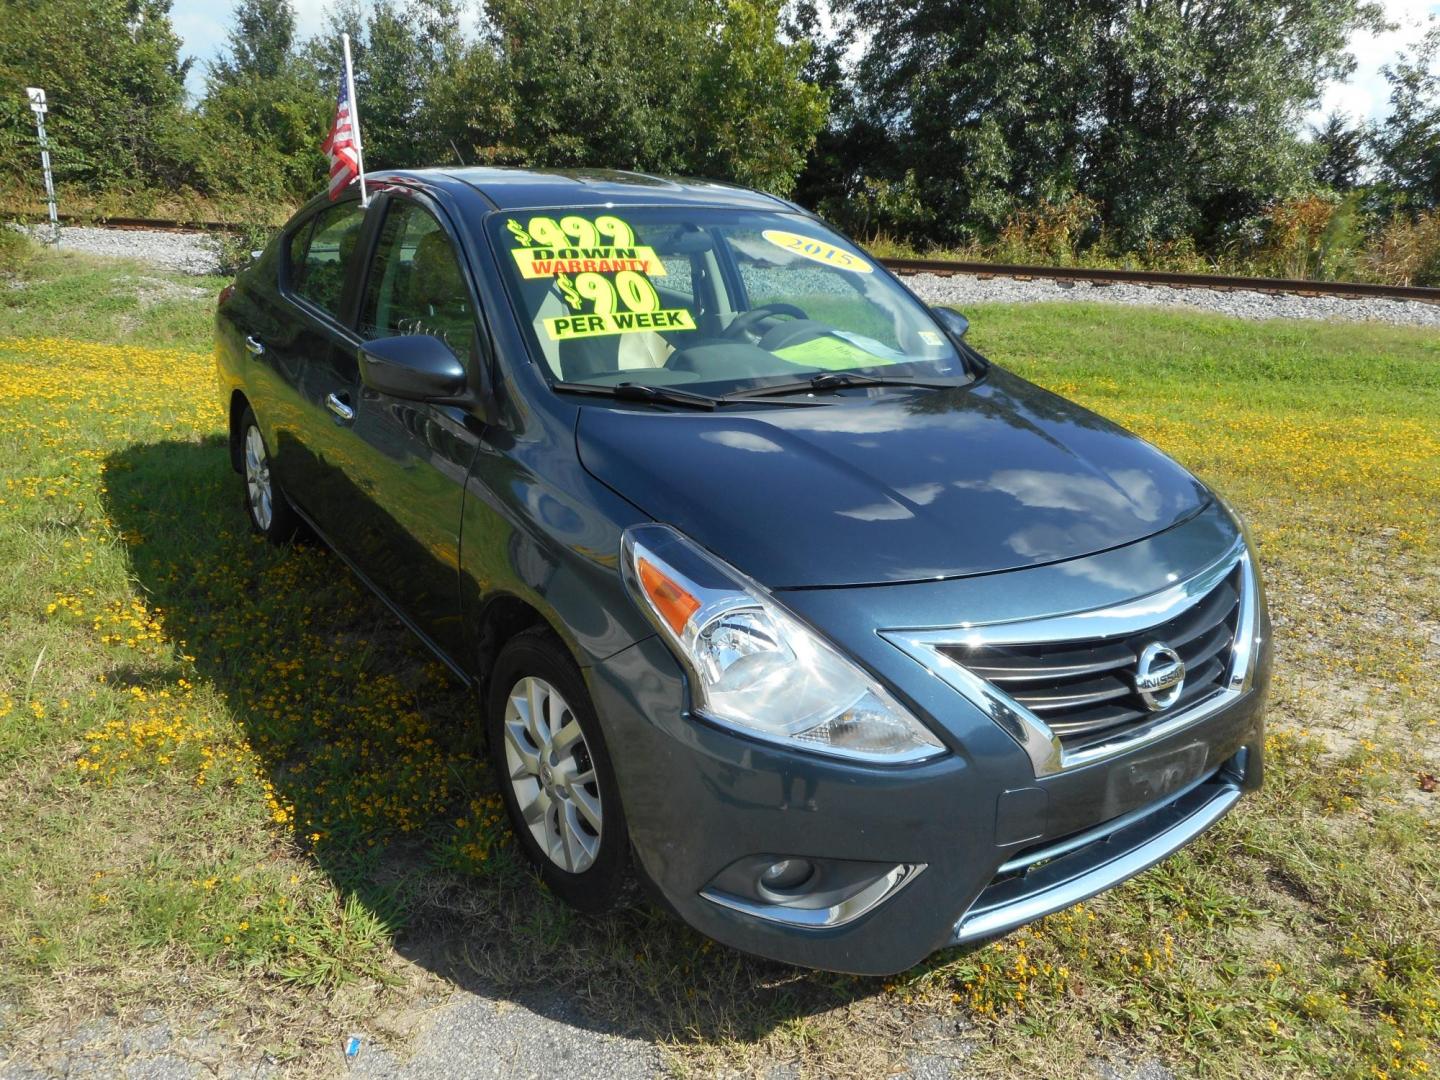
[{"left": 325, "top": 195, "right": 482, "bottom": 665}]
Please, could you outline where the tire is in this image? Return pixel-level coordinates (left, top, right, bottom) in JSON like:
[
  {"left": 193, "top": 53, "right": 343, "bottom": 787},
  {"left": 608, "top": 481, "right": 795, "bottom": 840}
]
[
  {"left": 486, "top": 628, "right": 634, "bottom": 913},
  {"left": 239, "top": 405, "right": 299, "bottom": 543}
]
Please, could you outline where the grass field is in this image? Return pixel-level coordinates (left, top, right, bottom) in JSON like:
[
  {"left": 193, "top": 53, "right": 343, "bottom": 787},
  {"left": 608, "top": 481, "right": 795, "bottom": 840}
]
[{"left": 1, "top": 244, "right": 1436, "bottom": 1078}]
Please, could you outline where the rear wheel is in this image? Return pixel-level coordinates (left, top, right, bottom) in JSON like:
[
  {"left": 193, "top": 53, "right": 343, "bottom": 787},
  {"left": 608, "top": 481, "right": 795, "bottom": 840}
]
[
  {"left": 486, "top": 628, "right": 634, "bottom": 912},
  {"left": 239, "top": 406, "right": 299, "bottom": 543}
]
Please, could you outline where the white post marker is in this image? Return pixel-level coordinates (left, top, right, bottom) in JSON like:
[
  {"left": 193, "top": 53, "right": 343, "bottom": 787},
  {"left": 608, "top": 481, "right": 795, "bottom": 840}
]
[
  {"left": 341, "top": 35, "right": 368, "bottom": 208},
  {"left": 26, "top": 87, "right": 58, "bottom": 245}
]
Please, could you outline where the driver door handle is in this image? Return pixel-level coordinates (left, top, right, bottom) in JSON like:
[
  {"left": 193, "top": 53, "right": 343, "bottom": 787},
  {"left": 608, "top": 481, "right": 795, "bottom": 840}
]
[
  {"left": 326, "top": 392, "right": 355, "bottom": 423},
  {"left": 244, "top": 335, "right": 265, "bottom": 356}
]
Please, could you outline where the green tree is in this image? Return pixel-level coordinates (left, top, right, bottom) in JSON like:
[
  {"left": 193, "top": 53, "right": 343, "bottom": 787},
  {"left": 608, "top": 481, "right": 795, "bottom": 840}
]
[
  {"left": 1374, "top": 20, "right": 1440, "bottom": 209},
  {"left": 786, "top": 0, "right": 882, "bottom": 222},
  {"left": 479, "top": 0, "right": 685, "bottom": 171},
  {"left": 309, "top": 0, "right": 469, "bottom": 170},
  {"left": 0, "top": 0, "right": 197, "bottom": 189},
  {"left": 1310, "top": 112, "right": 1368, "bottom": 191},
  {"left": 838, "top": 0, "right": 1384, "bottom": 248},
  {"left": 474, "top": 0, "right": 825, "bottom": 194},
  {"left": 423, "top": 38, "right": 517, "bottom": 166},
  {"left": 211, "top": 0, "right": 296, "bottom": 82},
  {"left": 199, "top": 0, "right": 328, "bottom": 200},
  {"left": 692, "top": 0, "right": 829, "bottom": 192}
]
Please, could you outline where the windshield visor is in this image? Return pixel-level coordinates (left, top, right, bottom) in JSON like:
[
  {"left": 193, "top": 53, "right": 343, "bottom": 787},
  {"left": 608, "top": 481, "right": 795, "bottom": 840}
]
[{"left": 488, "top": 208, "right": 966, "bottom": 395}]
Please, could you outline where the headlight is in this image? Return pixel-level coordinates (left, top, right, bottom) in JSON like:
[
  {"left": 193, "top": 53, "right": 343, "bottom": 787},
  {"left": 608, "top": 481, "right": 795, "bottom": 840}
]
[{"left": 621, "top": 524, "right": 946, "bottom": 764}]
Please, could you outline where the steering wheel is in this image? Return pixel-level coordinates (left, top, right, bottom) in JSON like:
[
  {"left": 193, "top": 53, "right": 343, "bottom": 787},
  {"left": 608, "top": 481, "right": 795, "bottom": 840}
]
[{"left": 723, "top": 303, "right": 809, "bottom": 344}]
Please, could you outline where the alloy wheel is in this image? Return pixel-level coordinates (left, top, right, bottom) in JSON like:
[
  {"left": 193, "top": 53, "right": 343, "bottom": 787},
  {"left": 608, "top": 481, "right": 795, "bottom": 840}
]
[
  {"left": 502, "top": 675, "right": 603, "bottom": 873},
  {"left": 243, "top": 425, "right": 273, "bottom": 531}
]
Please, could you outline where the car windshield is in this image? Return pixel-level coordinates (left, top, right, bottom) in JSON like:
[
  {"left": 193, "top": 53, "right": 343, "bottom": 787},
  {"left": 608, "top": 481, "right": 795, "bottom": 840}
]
[{"left": 488, "top": 207, "right": 967, "bottom": 396}]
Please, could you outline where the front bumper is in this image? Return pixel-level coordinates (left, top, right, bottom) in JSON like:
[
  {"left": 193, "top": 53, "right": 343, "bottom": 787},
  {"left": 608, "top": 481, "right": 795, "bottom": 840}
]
[
  {"left": 586, "top": 503, "right": 1270, "bottom": 974},
  {"left": 589, "top": 629, "right": 1268, "bottom": 976}
]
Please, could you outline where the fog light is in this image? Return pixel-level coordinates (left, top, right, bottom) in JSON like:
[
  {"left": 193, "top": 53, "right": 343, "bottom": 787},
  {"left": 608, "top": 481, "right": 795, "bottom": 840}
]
[
  {"left": 759, "top": 858, "right": 814, "bottom": 894},
  {"left": 703, "top": 854, "right": 927, "bottom": 930}
]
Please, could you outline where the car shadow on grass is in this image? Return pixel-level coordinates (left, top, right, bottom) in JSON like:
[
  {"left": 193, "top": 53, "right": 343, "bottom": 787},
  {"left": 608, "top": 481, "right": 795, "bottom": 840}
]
[{"left": 103, "top": 435, "right": 888, "bottom": 1056}]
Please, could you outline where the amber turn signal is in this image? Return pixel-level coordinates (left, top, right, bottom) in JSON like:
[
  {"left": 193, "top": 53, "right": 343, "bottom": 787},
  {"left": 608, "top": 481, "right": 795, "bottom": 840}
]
[{"left": 637, "top": 557, "right": 700, "bottom": 635}]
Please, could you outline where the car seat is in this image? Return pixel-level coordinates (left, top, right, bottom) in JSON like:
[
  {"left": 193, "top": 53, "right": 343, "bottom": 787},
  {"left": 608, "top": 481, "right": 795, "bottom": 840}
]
[{"left": 409, "top": 230, "right": 473, "bottom": 354}]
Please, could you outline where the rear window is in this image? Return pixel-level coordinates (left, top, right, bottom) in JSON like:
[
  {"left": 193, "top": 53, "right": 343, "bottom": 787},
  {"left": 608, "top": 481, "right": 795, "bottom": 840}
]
[{"left": 288, "top": 201, "right": 366, "bottom": 316}]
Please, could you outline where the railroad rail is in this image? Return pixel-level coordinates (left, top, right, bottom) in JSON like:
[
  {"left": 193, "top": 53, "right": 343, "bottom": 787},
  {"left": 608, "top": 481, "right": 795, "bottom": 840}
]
[
  {"left": 16, "top": 212, "right": 242, "bottom": 233},
  {"left": 11, "top": 211, "right": 1440, "bottom": 305},
  {"left": 878, "top": 256, "right": 1440, "bottom": 305}
]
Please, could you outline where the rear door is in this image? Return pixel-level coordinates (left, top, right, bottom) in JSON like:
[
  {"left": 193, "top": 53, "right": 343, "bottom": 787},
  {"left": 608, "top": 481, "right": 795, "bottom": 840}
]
[
  {"left": 267, "top": 198, "right": 372, "bottom": 530},
  {"left": 322, "top": 193, "right": 483, "bottom": 664}
]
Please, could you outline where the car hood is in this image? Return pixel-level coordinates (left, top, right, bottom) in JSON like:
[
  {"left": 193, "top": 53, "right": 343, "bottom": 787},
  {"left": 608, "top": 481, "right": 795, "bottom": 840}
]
[{"left": 576, "top": 369, "right": 1211, "bottom": 588}]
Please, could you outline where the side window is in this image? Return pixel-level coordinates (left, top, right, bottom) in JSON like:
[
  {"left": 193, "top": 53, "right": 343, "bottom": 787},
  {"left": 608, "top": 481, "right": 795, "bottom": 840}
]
[
  {"left": 289, "top": 201, "right": 366, "bottom": 316},
  {"left": 287, "top": 220, "right": 313, "bottom": 278},
  {"left": 360, "top": 201, "right": 474, "bottom": 358},
  {"left": 632, "top": 222, "right": 696, "bottom": 306}
]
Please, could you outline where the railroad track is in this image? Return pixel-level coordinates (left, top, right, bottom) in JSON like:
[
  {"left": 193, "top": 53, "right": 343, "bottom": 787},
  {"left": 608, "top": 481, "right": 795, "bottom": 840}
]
[
  {"left": 20, "top": 212, "right": 242, "bottom": 233},
  {"left": 878, "top": 255, "right": 1440, "bottom": 305},
  {"left": 12, "top": 211, "right": 1440, "bottom": 305}
]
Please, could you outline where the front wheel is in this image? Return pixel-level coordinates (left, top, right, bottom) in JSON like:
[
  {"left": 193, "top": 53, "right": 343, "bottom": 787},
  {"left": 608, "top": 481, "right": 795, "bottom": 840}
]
[
  {"left": 486, "top": 628, "right": 634, "bottom": 913},
  {"left": 239, "top": 406, "right": 299, "bottom": 543}
]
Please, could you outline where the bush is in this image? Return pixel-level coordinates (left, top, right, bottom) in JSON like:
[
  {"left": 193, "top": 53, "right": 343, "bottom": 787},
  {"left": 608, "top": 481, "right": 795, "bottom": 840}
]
[
  {"left": 0, "top": 224, "right": 32, "bottom": 274},
  {"left": 209, "top": 222, "right": 278, "bottom": 277},
  {"left": 1251, "top": 193, "right": 1366, "bottom": 281},
  {"left": 1363, "top": 210, "right": 1440, "bottom": 286},
  {"left": 1258, "top": 194, "right": 1339, "bottom": 278},
  {"left": 993, "top": 195, "right": 1101, "bottom": 266}
]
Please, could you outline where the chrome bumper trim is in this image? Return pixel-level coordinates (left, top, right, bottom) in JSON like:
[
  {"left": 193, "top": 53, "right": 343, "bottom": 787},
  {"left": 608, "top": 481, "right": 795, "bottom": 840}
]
[
  {"left": 952, "top": 779, "right": 1241, "bottom": 944},
  {"left": 881, "top": 538, "right": 1261, "bottom": 777},
  {"left": 995, "top": 766, "right": 1217, "bottom": 875},
  {"left": 700, "top": 862, "right": 926, "bottom": 930}
]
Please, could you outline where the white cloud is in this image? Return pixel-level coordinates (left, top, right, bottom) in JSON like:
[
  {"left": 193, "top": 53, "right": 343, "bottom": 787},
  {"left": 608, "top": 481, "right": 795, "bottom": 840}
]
[{"left": 1309, "top": 0, "right": 1440, "bottom": 124}]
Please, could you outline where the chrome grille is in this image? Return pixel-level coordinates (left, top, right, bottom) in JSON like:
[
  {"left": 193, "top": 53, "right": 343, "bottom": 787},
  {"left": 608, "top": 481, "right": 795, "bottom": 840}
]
[{"left": 939, "top": 567, "right": 1242, "bottom": 749}]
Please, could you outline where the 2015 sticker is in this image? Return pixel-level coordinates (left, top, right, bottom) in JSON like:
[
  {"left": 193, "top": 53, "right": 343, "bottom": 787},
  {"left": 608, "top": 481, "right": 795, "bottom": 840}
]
[{"left": 761, "top": 229, "right": 874, "bottom": 273}]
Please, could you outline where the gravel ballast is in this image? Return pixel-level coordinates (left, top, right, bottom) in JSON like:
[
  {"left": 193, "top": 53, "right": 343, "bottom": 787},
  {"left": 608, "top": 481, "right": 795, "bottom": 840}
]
[
  {"left": 18, "top": 224, "right": 1440, "bottom": 327},
  {"left": 21, "top": 225, "right": 222, "bottom": 275},
  {"left": 902, "top": 271, "right": 1440, "bottom": 327}
]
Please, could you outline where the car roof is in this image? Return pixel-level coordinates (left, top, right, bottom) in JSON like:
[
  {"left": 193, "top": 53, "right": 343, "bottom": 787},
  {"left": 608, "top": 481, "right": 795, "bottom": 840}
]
[{"left": 369, "top": 166, "right": 800, "bottom": 214}]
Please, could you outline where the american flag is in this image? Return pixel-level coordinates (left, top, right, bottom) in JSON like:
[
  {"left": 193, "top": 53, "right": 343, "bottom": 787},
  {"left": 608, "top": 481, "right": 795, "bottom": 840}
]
[{"left": 321, "top": 78, "right": 361, "bottom": 200}]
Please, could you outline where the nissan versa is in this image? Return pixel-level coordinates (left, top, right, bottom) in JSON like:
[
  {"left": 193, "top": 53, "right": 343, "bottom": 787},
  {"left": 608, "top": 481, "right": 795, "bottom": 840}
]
[{"left": 214, "top": 167, "right": 1272, "bottom": 975}]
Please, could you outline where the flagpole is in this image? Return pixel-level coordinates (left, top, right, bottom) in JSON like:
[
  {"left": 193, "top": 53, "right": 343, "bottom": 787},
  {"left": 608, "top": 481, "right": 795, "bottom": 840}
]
[{"left": 342, "top": 33, "right": 368, "bottom": 207}]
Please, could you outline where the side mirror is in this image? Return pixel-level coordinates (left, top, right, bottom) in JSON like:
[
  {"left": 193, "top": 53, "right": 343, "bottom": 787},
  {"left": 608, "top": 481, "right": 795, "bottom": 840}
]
[
  {"left": 359, "top": 335, "right": 467, "bottom": 402},
  {"left": 929, "top": 306, "right": 969, "bottom": 341}
]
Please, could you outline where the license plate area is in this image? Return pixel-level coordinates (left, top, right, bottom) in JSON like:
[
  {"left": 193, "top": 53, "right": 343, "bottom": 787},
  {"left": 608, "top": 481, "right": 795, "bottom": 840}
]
[{"left": 1109, "top": 741, "right": 1210, "bottom": 809}]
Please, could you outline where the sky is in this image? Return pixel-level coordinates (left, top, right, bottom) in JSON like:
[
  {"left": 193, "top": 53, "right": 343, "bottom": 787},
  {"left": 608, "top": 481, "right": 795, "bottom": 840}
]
[
  {"left": 1311, "top": 0, "right": 1440, "bottom": 124},
  {"left": 171, "top": 0, "right": 1439, "bottom": 126}
]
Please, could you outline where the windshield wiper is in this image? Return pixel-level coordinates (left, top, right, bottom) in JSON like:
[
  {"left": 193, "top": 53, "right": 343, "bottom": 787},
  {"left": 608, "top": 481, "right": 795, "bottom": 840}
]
[
  {"left": 553, "top": 380, "right": 833, "bottom": 409},
  {"left": 718, "top": 371, "right": 968, "bottom": 401},
  {"left": 552, "top": 381, "right": 720, "bottom": 410}
]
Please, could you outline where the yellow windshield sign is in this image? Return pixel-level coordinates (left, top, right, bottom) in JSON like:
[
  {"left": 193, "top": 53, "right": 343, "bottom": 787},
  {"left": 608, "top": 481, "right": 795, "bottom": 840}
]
[
  {"left": 508, "top": 215, "right": 696, "bottom": 342},
  {"left": 545, "top": 309, "right": 697, "bottom": 341},
  {"left": 507, "top": 215, "right": 665, "bottom": 278},
  {"left": 513, "top": 247, "right": 666, "bottom": 279},
  {"left": 762, "top": 229, "right": 874, "bottom": 273}
]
